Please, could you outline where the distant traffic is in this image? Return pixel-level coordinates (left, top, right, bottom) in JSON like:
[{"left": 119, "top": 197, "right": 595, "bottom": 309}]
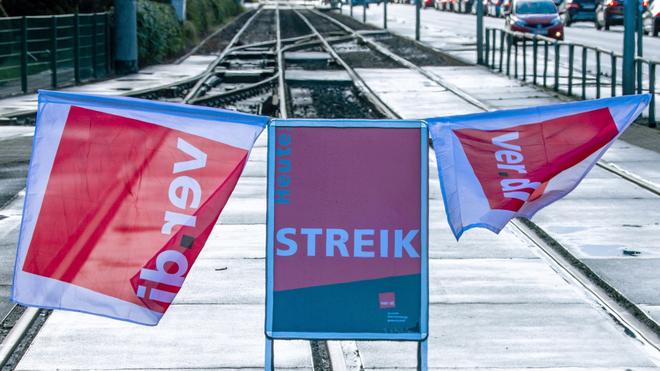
[{"left": 377, "top": 0, "right": 660, "bottom": 39}]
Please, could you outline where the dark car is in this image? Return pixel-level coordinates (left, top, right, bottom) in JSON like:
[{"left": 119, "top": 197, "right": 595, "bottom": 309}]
[
  {"left": 505, "top": 0, "right": 565, "bottom": 39},
  {"left": 595, "top": 0, "right": 624, "bottom": 30},
  {"left": 643, "top": 0, "right": 660, "bottom": 35},
  {"left": 560, "top": 0, "right": 597, "bottom": 25}
]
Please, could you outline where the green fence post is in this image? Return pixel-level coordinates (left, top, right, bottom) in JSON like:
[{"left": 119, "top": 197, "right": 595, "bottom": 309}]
[
  {"left": 554, "top": 41, "right": 560, "bottom": 91},
  {"left": 649, "top": 63, "right": 656, "bottom": 127},
  {"left": 581, "top": 47, "right": 587, "bottom": 99},
  {"left": 532, "top": 36, "right": 538, "bottom": 85},
  {"left": 105, "top": 12, "right": 112, "bottom": 74},
  {"left": 611, "top": 54, "right": 617, "bottom": 97},
  {"left": 20, "top": 16, "right": 28, "bottom": 93},
  {"left": 596, "top": 50, "right": 601, "bottom": 99},
  {"left": 92, "top": 13, "right": 98, "bottom": 78},
  {"left": 74, "top": 12, "right": 80, "bottom": 83},
  {"left": 51, "top": 16, "right": 58, "bottom": 88},
  {"left": 543, "top": 40, "right": 548, "bottom": 87},
  {"left": 567, "top": 43, "right": 574, "bottom": 96}
]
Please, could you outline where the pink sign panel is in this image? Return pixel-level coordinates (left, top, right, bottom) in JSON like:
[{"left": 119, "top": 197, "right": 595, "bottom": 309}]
[{"left": 266, "top": 120, "right": 428, "bottom": 340}]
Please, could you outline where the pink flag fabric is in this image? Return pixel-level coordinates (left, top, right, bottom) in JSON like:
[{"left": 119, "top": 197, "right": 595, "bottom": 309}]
[
  {"left": 427, "top": 95, "right": 650, "bottom": 240},
  {"left": 11, "top": 91, "right": 268, "bottom": 325}
]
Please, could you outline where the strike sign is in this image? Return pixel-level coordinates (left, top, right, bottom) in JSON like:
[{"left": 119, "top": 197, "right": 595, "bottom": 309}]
[{"left": 266, "top": 120, "right": 429, "bottom": 340}]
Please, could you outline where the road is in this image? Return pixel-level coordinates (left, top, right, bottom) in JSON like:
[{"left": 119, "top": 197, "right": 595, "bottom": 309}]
[{"left": 345, "top": 3, "right": 660, "bottom": 60}]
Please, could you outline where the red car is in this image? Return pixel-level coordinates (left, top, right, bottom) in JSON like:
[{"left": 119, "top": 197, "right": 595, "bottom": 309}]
[{"left": 505, "top": 0, "right": 565, "bottom": 40}]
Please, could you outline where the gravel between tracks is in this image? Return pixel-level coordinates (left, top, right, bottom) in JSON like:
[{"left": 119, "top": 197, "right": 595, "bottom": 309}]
[{"left": 196, "top": 10, "right": 257, "bottom": 55}]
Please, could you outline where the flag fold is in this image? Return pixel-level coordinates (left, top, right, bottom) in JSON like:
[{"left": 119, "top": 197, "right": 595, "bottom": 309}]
[
  {"left": 427, "top": 95, "right": 650, "bottom": 240},
  {"left": 11, "top": 90, "right": 268, "bottom": 325}
]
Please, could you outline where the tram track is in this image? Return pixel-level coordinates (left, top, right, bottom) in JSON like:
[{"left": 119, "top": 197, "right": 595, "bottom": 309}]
[
  {"left": 304, "top": 8, "right": 660, "bottom": 368},
  {"left": 2, "top": 4, "right": 660, "bottom": 370}
]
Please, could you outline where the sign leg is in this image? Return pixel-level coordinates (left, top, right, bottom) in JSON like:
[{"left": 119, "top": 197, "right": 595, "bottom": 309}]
[
  {"left": 265, "top": 337, "right": 274, "bottom": 371},
  {"left": 416, "top": 339, "right": 428, "bottom": 371}
]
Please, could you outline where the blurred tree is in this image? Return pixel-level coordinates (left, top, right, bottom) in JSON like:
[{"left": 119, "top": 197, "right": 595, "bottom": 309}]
[{"left": 4, "top": 0, "right": 113, "bottom": 15}]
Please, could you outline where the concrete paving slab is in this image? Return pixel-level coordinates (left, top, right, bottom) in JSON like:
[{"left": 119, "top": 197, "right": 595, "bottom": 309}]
[
  {"left": 358, "top": 303, "right": 657, "bottom": 369},
  {"left": 16, "top": 305, "right": 312, "bottom": 370},
  {"left": 429, "top": 259, "right": 584, "bottom": 304},
  {"left": 641, "top": 305, "right": 660, "bottom": 325},
  {"left": 203, "top": 224, "right": 266, "bottom": 259},
  {"left": 176, "top": 258, "right": 265, "bottom": 304},
  {"left": 582, "top": 258, "right": 660, "bottom": 305},
  {"left": 219, "top": 197, "right": 267, "bottom": 225}
]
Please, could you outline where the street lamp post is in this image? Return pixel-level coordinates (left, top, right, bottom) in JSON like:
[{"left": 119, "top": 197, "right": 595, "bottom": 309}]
[
  {"left": 416, "top": 0, "right": 421, "bottom": 40},
  {"left": 623, "top": 0, "right": 637, "bottom": 94},
  {"left": 476, "top": 0, "right": 484, "bottom": 64}
]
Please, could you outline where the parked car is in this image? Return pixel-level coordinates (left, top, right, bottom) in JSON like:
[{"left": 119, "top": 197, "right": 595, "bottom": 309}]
[
  {"left": 424, "top": 0, "right": 434, "bottom": 7},
  {"left": 505, "top": 0, "right": 565, "bottom": 39},
  {"left": 643, "top": 0, "right": 660, "bottom": 35},
  {"left": 559, "top": 0, "right": 597, "bottom": 25},
  {"left": 595, "top": 0, "right": 624, "bottom": 30}
]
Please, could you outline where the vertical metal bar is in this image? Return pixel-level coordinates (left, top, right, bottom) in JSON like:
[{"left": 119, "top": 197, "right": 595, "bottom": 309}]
[
  {"left": 74, "top": 12, "right": 80, "bottom": 83},
  {"left": 350, "top": 0, "right": 354, "bottom": 16},
  {"left": 417, "top": 340, "right": 428, "bottom": 371},
  {"left": 637, "top": 59, "right": 643, "bottom": 94},
  {"left": 476, "top": 0, "right": 484, "bottom": 64},
  {"left": 596, "top": 50, "right": 601, "bottom": 98},
  {"left": 265, "top": 337, "right": 274, "bottom": 371},
  {"left": 581, "top": 47, "right": 587, "bottom": 99},
  {"left": 649, "top": 63, "right": 656, "bottom": 127},
  {"left": 499, "top": 31, "right": 505, "bottom": 72},
  {"left": 522, "top": 38, "right": 527, "bottom": 81},
  {"left": 506, "top": 33, "right": 512, "bottom": 76},
  {"left": 492, "top": 29, "right": 497, "bottom": 67},
  {"left": 20, "top": 16, "right": 28, "bottom": 93},
  {"left": 543, "top": 40, "right": 548, "bottom": 87},
  {"left": 611, "top": 53, "right": 617, "bottom": 97},
  {"left": 416, "top": 0, "right": 421, "bottom": 41},
  {"left": 384, "top": 0, "right": 387, "bottom": 28},
  {"left": 92, "top": 13, "right": 98, "bottom": 78},
  {"left": 362, "top": 0, "right": 366, "bottom": 23},
  {"left": 623, "top": 0, "right": 636, "bottom": 94},
  {"left": 105, "top": 12, "right": 111, "bottom": 74},
  {"left": 514, "top": 38, "right": 518, "bottom": 79},
  {"left": 50, "top": 16, "right": 57, "bottom": 88},
  {"left": 637, "top": 3, "right": 644, "bottom": 93},
  {"left": 554, "top": 41, "right": 560, "bottom": 91},
  {"left": 532, "top": 36, "right": 538, "bottom": 85},
  {"left": 485, "top": 28, "right": 490, "bottom": 68},
  {"left": 568, "top": 44, "right": 574, "bottom": 95}
]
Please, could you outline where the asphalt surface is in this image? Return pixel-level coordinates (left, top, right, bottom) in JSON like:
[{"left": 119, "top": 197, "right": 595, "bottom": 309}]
[{"left": 345, "top": 3, "right": 660, "bottom": 60}]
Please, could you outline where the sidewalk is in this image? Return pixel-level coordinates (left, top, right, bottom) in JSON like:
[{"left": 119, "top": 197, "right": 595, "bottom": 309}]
[
  {"left": 340, "top": 3, "right": 660, "bottom": 122},
  {"left": 0, "top": 55, "right": 215, "bottom": 119}
]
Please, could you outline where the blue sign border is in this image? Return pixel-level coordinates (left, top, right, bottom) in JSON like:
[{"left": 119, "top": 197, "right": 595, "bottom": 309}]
[{"left": 265, "top": 119, "right": 429, "bottom": 341}]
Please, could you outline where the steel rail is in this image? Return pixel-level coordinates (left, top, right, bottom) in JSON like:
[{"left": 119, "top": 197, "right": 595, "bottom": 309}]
[
  {"left": 293, "top": 9, "right": 400, "bottom": 119},
  {"left": 314, "top": 5, "right": 660, "bottom": 358},
  {"left": 0, "top": 308, "right": 40, "bottom": 368},
  {"left": 183, "top": 7, "right": 264, "bottom": 103}
]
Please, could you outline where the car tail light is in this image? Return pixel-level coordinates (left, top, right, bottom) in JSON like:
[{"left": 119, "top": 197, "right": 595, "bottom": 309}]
[{"left": 606, "top": 0, "right": 619, "bottom": 7}]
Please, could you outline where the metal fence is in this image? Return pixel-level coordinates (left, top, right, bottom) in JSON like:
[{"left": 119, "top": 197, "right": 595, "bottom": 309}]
[
  {"left": 484, "top": 27, "right": 657, "bottom": 127},
  {"left": 0, "top": 12, "right": 112, "bottom": 97}
]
